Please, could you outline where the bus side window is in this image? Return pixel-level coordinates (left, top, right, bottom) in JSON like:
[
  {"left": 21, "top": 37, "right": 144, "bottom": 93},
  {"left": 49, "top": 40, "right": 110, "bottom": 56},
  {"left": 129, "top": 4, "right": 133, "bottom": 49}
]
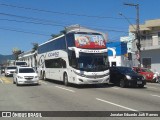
[
  {"left": 68, "top": 50, "right": 77, "bottom": 68},
  {"left": 60, "top": 58, "right": 66, "bottom": 68}
]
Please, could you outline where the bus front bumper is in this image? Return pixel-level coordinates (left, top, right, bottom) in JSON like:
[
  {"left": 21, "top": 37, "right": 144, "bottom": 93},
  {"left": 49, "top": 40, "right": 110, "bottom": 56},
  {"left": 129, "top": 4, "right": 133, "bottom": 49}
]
[{"left": 75, "top": 75, "right": 110, "bottom": 84}]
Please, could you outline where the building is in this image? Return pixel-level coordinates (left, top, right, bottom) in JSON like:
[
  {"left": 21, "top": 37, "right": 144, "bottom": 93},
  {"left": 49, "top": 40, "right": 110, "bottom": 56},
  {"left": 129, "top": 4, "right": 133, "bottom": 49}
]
[
  {"left": 129, "top": 19, "right": 160, "bottom": 73},
  {"left": 120, "top": 33, "right": 135, "bottom": 53},
  {"left": 18, "top": 50, "right": 37, "bottom": 67},
  {"left": 107, "top": 41, "right": 130, "bottom": 67}
]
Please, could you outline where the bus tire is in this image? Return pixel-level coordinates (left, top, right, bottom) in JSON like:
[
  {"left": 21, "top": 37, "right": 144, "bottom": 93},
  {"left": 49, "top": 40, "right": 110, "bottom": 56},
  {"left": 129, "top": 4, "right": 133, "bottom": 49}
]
[{"left": 64, "top": 73, "right": 69, "bottom": 86}]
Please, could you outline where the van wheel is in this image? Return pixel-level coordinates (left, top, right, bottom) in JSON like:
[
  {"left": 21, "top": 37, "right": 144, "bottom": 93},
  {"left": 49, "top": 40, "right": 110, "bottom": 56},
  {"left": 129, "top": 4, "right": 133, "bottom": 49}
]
[
  {"left": 64, "top": 73, "right": 69, "bottom": 86},
  {"left": 120, "top": 79, "right": 126, "bottom": 88}
]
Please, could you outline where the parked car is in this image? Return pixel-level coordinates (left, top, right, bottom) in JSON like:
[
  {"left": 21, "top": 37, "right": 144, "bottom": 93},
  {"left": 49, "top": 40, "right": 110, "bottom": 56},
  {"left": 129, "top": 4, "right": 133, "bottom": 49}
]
[
  {"left": 133, "top": 67, "right": 154, "bottom": 82},
  {"left": 110, "top": 66, "right": 146, "bottom": 88},
  {"left": 5, "top": 66, "right": 17, "bottom": 77},
  {"left": 13, "top": 67, "right": 39, "bottom": 86}
]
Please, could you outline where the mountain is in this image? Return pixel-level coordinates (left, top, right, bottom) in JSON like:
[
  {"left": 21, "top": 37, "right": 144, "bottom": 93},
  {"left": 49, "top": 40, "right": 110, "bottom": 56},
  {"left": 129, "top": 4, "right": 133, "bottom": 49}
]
[{"left": 0, "top": 54, "right": 15, "bottom": 64}]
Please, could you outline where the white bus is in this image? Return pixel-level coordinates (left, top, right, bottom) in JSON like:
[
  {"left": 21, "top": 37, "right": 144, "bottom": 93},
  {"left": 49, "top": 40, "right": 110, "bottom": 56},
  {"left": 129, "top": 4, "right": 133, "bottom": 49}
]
[{"left": 37, "top": 25, "right": 111, "bottom": 86}]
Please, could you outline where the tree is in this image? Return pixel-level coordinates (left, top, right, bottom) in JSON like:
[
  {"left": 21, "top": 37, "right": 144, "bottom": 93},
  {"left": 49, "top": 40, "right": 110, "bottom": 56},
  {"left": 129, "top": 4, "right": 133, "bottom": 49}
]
[
  {"left": 12, "top": 48, "right": 22, "bottom": 60},
  {"left": 32, "top": 43, "right": 38, "bottom": 52},
  {"left": 31, "top": 43, "right": 38, "bottom": 67},
  {"left": 51, "top": 30, "right": 66, "bottom": 39}
]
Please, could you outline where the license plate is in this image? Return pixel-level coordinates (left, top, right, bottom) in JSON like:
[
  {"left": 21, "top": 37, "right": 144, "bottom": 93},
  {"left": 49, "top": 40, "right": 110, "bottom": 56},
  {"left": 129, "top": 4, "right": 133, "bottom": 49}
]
[
  {"left": 137, "top": 81, "right": 142, "bottom": 84},
  {"left": 25, "top": 81, "right": 33, "bottom": 83}
]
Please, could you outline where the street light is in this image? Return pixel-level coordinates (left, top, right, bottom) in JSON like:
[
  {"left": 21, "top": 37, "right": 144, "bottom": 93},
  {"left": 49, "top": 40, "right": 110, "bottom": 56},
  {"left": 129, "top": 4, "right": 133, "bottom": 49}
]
[{"left": 124, "top": 3, "right": 141, "bottom": 67}]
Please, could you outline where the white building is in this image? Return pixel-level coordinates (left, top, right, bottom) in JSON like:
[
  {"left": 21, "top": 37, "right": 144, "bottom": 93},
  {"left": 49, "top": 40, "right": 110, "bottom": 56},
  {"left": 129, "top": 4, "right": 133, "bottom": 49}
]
[
  {"left": 18, "top": 50, "right": 37, "bottom": 67},
  {"left": 129, "top": 19, "right": 160, "bottom": 73}
]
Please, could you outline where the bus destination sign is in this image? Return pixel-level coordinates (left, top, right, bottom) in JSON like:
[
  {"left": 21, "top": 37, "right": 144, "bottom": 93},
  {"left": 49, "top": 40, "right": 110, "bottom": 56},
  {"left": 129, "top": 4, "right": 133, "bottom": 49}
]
[{"left": 74, "top": 34, "right": 106, "bottom": 49}]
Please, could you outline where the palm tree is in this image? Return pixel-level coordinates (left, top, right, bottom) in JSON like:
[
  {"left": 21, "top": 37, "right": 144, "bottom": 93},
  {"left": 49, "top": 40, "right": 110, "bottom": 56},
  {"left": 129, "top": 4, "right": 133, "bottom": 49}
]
[
  {"left": 12, "top": 48, "right": 22, "bottom": 60},
  {"left": 32, "top": 43, "right": 38, "bottom": 67}
]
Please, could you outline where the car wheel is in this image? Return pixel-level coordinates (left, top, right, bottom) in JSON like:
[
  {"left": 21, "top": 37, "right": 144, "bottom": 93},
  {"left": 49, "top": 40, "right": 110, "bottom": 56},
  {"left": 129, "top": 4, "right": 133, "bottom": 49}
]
[
  {"left": 158, "top": 77, "right": 160, "bottom": 84},
  {"left": 64, "top": 73, "right": 69, "bottom": 86},
  {"left": 16, "top": 80, "right": 19, "bottom": 86},
  {"left": 151, "top": 79, "right": 156, "bottom": 83},
  {"left": 119, "top": 79, "right": 126, "bottom": 88},
  {"left": 13, "top": 79, "right": 15, "bottom": 84}
]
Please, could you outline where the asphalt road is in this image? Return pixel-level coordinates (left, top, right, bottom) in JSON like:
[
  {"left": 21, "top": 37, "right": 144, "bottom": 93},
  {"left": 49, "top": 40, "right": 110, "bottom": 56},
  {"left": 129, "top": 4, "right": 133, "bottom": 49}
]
[{"left": 0, "top": 74, "right": 160, "bottom": 120}]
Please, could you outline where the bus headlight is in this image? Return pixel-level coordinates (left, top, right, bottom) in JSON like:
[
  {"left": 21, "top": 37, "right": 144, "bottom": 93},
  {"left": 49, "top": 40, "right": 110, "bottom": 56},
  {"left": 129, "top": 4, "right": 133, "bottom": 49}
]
[{"left": 73, "top": 70, "right": 86, "bottom": 77}]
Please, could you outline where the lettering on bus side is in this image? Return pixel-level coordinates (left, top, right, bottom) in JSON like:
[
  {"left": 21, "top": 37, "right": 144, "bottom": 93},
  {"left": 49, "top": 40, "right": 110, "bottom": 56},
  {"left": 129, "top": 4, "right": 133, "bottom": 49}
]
[{"left": 48, "top": 52, "right": 59, "bottom": 58}]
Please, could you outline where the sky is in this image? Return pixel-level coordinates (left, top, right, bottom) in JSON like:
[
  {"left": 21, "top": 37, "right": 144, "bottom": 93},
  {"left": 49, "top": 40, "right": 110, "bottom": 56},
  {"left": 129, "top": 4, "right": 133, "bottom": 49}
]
[{"left": 0, "top": 0, "right": 159, "bottom": 55}]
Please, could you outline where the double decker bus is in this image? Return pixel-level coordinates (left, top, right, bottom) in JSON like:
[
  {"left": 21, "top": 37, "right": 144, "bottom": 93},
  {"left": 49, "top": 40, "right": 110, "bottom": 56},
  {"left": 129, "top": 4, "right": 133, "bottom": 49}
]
[{"left": 37, "top": 25, "right": 112, "bottom": 86}]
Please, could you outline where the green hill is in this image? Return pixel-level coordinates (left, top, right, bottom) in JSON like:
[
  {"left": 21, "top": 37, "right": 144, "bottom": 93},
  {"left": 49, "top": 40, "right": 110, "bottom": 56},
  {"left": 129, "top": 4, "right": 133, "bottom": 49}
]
[{"left": 0, "top": 54, "right": 15, "bottom": 64}]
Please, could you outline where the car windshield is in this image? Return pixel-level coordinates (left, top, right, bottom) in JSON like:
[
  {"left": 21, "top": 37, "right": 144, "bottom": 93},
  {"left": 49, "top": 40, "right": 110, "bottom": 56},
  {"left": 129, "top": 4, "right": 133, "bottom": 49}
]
[
  {"left": 19, "top": 68, "right": 35, "bottom": 73},
  {"left": 7, "top": 67, "right": 16, "bottom": 69},
  {"left": 117, "top": 67, "right": 137, "bottom": 75}
]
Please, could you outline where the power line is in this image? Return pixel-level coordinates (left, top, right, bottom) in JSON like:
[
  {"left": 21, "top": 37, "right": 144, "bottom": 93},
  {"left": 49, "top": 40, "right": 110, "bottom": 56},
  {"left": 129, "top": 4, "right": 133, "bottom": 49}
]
[
  {"left": 0, "top": 14, "right": 128, "bottom": 33},
  {"left": 0, "top": 12, "right": 66, "bottom": 25},
  {"left": 0, "top": 27, "right": 50, "bottom": 36},
  {"left": 0, "top": 18, "right": 65, "bottom": 27},
  {"left": 0, "top": 3, "right": 135, "bottom": 20}
]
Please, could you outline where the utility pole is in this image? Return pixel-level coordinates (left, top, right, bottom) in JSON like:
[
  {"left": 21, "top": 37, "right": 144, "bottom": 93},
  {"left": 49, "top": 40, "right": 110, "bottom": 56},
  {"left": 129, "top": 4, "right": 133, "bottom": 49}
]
[{"left": 124, "top": 3, "right": 141, "bottom": 67}]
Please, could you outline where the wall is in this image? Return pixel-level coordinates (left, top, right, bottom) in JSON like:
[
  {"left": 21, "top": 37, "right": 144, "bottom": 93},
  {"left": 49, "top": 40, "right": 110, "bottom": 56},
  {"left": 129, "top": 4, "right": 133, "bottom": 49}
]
[
  {"left": 141, "top": 49, "right": 160, "bottom": 73},
  {"left": 107, "top": 42, "right": 128, "bottom": 67}
]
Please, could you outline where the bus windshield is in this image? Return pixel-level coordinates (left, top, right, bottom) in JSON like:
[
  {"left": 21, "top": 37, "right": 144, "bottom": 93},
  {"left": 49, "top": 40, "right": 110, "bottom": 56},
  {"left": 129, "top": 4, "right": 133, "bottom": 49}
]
[{"left": 76, "top": 53, "right": 109, "bottom": 72}]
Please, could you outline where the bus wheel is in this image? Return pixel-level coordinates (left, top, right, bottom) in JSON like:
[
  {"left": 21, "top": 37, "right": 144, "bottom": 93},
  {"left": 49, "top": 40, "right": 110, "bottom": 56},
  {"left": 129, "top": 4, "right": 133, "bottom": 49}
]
[{"left": 64, "top": 73, "right": 69, "bottom": 86}]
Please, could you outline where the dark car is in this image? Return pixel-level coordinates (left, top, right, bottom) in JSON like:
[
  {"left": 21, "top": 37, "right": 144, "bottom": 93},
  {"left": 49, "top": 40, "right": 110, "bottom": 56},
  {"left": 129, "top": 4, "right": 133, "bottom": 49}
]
[{"left": 109, "top": 66, "right": 146, "bottom": 88}]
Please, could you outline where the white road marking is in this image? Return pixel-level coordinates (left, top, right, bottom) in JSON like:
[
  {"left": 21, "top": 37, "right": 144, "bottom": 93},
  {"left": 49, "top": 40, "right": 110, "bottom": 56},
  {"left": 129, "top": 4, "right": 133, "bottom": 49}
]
[
  {"left": 0, "top": 79, "right": 4, "bottom": 84},
  {"left": 151, "top": 94, "right": 160, "bottom": 98},
  {"left": 112, "top": 87, "right": 119, "bottom": 89},
  {"left": 55, "top": 86, "right": 75, "bottom": 93},
  {"left": 96, "top": 98, "right": 138, "bottom": 111},
  {"left": 147, "top": 87, "right": 158, "bottom": 89}
]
